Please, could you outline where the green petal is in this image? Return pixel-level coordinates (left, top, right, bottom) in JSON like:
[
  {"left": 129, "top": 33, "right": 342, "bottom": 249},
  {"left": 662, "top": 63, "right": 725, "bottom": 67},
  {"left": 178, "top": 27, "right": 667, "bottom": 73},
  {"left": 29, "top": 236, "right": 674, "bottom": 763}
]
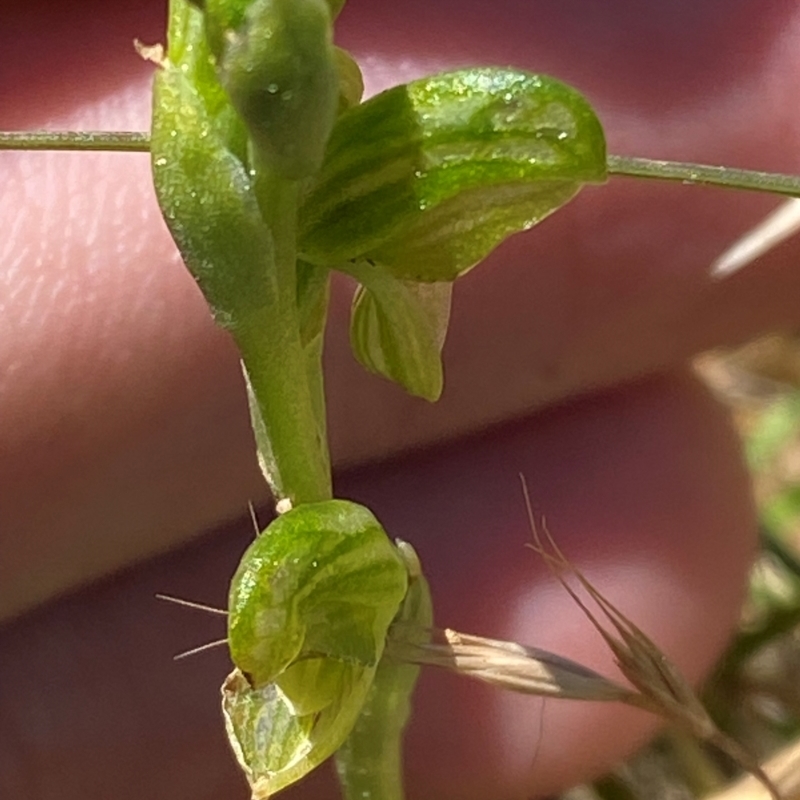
[
  {"left": 222, "top": 662, "right": 374, "bottom": 799},
  {"left": 347, "top": 262, "right": 451, "bottom": 401},
  {"left": 299, "top": 68, "right": 607, "bottom": 281}
]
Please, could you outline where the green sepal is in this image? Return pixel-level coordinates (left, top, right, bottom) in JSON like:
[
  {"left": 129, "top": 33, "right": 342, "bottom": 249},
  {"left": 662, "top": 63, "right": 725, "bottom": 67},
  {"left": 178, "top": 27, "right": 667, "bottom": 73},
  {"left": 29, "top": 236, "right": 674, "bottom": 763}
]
[
  {"left": 223, "top": 500, "right": 411, "bottom": 797},
  {"left": 300, "top": 68, "right": 607, "bottom": 281},
  {"left": 227, "top": 500, "right": 409, "bottom": 686},
  {"left": 346, "top": 260, "right": 451, "bottom": 401}
]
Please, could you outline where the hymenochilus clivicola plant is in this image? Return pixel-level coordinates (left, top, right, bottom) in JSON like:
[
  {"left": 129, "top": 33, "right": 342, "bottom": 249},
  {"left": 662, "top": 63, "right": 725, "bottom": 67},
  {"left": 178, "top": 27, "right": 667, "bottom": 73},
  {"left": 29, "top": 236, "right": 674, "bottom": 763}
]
[
  {"left": 148, "top": 0, "right": 609, "bottom": 794},
  {"left": 2, "top": 0, "right": 799, "bottom": 798}
]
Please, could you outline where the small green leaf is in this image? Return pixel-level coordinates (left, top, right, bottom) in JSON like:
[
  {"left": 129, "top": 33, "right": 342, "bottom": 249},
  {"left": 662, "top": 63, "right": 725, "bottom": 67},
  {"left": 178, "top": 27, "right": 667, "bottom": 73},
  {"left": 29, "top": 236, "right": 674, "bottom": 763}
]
[
  {"left": 223, "top": 500, "right": 411, "bottom": 797},
  {"left": 164, "top": 1, "right": 250, "bottom": 159},
  {"left": 152, "top": 56, "right": 275, "bottom": 331},
  {"left": 346, "top": 260, "right": 451, "bottom": 400},
  {"left": 155, "top": 0, "right": 335, "bottom": 507},
  {"left": 299, "top": 68, "right": 607, "bottom": 281}
]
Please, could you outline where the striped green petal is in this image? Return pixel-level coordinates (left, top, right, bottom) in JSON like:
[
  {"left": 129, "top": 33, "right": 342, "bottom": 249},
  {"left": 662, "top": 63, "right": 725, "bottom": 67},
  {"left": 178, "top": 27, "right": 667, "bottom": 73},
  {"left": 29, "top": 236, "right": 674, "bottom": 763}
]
[{"left": 299, "top": 68, "right": 607, "bottom": 281}]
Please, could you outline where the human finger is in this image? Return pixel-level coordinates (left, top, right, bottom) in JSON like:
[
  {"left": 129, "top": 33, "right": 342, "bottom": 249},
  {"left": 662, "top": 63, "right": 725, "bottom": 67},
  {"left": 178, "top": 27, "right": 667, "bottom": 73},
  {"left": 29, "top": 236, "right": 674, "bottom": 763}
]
[{"left": 1, "top": 0, "right": 789, "bottom": 618}]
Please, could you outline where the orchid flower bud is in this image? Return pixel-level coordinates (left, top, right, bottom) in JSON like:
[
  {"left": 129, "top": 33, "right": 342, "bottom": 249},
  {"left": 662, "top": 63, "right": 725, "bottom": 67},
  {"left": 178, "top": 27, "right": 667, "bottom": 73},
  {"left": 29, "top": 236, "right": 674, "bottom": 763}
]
[{"left": 213, "top": 0, "right": 339, "bottom": 179}]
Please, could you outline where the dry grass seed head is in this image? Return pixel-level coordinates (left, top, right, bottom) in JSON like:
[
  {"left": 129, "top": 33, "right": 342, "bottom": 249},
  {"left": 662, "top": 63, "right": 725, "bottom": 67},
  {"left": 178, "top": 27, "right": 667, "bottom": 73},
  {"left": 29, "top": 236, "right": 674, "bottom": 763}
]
[{"left": 518, "top": 475, "right": 781, "bottom": 800}]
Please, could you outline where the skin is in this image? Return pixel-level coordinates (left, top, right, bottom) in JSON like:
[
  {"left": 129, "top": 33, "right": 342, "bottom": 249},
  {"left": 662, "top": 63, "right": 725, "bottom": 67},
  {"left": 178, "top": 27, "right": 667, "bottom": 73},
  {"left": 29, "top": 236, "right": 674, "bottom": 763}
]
[{"left": 2, "top": 0, "right": 800, "bottom": 797}]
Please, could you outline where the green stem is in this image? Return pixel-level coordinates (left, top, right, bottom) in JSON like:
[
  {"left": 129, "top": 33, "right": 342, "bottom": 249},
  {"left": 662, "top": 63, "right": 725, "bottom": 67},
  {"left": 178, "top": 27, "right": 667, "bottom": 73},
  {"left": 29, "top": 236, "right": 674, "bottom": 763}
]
[
  {"left": 0, "top": 130, "right": 150, "bottom": 152},
  {"left": 335, "top": 545, "right": 431, "bottom": 800},
  {"left": 607, "top": 154, "right": 800, "bottom": 197},
  {"left": 237, "top": 162, "right": 332, "bottom": 506}
]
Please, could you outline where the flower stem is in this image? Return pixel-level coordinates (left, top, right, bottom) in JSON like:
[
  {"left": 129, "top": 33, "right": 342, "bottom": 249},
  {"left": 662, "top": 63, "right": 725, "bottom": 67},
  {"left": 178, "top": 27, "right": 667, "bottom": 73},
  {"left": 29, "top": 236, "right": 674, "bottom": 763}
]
[
  {"left": 607, "top": 154, "right": 800, "bottom": 197},
  {"left": 236, "top": 161, "right": 332, "bottom": 506}
]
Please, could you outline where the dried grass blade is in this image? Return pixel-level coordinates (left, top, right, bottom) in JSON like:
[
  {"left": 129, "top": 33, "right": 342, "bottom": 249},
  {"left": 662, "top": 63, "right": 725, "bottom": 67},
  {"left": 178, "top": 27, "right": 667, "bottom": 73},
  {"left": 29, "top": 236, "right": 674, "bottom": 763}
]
[{"left": 712, "top": 198, "right": 800, "bottom": 277}]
